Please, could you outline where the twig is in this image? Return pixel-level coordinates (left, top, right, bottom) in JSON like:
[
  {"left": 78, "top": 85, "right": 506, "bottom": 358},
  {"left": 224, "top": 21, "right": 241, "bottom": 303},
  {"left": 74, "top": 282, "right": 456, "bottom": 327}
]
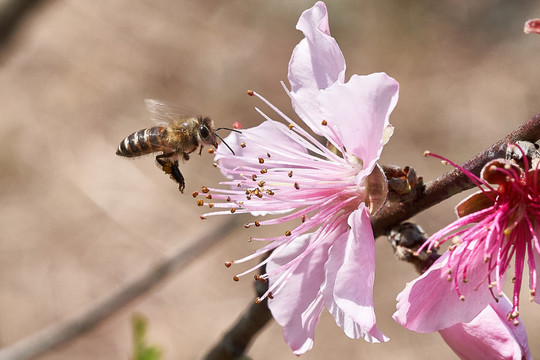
[
  {"left": 203, "top": 260, "right": 271, "bottom": 360},
  {"left": 0, "top": 217, "right": 241, "bottom": 360},
  {"left": 203, "top": 113, "right": 540, "bottom": 359},
  {"left": 371, "top": 113, "right": 540, "bottom": 237}
]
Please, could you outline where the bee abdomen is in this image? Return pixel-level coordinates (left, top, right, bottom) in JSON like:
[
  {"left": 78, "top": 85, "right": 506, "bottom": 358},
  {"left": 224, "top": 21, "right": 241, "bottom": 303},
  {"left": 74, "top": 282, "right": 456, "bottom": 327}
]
[{"left": 116, "top": 127, "right": 169, "bottom": 157}]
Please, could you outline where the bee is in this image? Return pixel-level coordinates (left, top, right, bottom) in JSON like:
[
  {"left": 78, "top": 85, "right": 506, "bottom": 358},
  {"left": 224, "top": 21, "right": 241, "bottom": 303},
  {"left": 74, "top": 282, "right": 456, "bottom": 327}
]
[{"left": 116, "top": 99, "right": 237, "bottom": 193}]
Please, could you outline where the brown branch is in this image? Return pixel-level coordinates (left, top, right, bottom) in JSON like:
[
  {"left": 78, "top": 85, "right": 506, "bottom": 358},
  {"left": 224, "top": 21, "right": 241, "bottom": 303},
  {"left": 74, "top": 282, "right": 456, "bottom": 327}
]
[
  {"left": 0, "top": 218, "right": 241, "bottom": 360},
  {"left": 203, "top": 261, "right": 271, "bottom": 360},
  {"left": 371, "top": 113, "right": 540, "bottom": 237}
]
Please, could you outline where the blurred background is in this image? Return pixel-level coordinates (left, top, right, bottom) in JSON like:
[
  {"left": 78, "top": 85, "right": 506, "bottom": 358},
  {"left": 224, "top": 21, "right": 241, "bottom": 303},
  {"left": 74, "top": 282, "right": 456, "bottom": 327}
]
[{"left": 1, "top": 0, "right": 540, "bottom": 359}]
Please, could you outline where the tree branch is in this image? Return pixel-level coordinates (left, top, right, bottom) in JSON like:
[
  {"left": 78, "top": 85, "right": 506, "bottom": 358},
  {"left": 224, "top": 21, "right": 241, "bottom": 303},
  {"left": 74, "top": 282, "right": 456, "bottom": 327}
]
[
  {"left": 371, "top": 113, "right": 540, "bottom": 237},
  {"left": 0, "top": 218, "right": 241, "bottom": 360}
]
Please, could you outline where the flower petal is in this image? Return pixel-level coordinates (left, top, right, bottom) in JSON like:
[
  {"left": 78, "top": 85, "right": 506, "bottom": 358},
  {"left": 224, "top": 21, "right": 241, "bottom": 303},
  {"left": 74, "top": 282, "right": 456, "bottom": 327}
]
[
  {"left": 267, "top": 233, "right": 331, "bottom": 355},
  {"left": 393, "top": 244, "right": 496, "bottom": 333},
  {"left": 319, "top": 73, "right": 399, "bottom": 173},
  {"left": 322, "top": 205, "right": 388, "bottom": 342},
  {"left": 215, "top": 120, "right": 307, "bottom": 178},
  {"left": 439, "top": 294, "right": 532, "bottom": 360},
  {"left": 287, "top": 1, "right": 345, "bottom": 137}
]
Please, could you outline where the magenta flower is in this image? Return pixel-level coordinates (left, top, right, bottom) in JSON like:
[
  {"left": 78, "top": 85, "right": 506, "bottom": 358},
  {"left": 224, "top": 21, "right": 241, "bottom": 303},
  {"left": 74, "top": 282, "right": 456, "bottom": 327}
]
[
  {"left": 196, "top": 2, "right": 399, "bottom": 354},
  {"left": 439, "top": 294, "right": 531, "bottom": 360},
  {"left": 524, "top": 19, "right": 540, "bottom": 34},
  {"left": 394, "top": 147, "right": 540, "bottom": 342}
]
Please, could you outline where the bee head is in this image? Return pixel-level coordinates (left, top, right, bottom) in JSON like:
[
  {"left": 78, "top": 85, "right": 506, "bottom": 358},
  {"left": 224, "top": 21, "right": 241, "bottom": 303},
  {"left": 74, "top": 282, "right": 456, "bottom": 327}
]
[{"left": 199, "top": 116, "right": 219, "bottom": 149}]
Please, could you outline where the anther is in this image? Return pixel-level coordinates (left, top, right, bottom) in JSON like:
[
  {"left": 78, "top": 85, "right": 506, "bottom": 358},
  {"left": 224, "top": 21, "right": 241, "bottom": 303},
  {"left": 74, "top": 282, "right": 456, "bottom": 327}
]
[
  {"left": 260, "top": 169, "right": 267, "bottom": 174},
  {"left": 213, "top": 163, "right": 217, "bottom": 168},
  {"left": 208, "top": 203, "right": 214, "bottom": 208},
  {"left": 254, "top": 221, "right": 260, "bottom": 227},
  {"left": 288, "top": 124, "right": 294, "bottom": 130},
  {"left": 321, "top": 120, "right": 328, "bottom": 126},
  {"left": 226, "top": 196, "right": 231, "bottom": 202},
  {"left": 208, "top": 148, "right": 215, "bottom": 154},
  {"left": 255, "top": 297, "right": 261, "bottom": 304},
  {"left": 267, "top": 153, "right": 271, "bottom": 158},
  {"left": 225, "top": 261, "right": 233, "bottom": 268},
  {"left": 244, "top": 224, "right": 250, "bottom": 228},
  {"left": 285, "top": 230, "right": 292, "bottom": 236},
  {"left": 206, "top": 194, "right": 212, "bottom": 199},
  {"left": 441, "top": 160, "right": 448, "bottom": 165},
  {"left": 192, "top": 191, "right": 199, "bottom": 198},
  {"left": 301, "top": 215, "right": 306, "bottom": 223},
  {"left": 258, "top": 158, "right": 264, "bottom": 164},
  {"left": 258, "top": 180, "right": 265, "bottom": 187},
  {"left": 423, "top": 150, "right": 431, "bottom": 157},
  {"left": 459, "top": 295, "right": 466, "bottom": 301},
  {"left": 288, "top": 171, "right": 293, "bottom": 177},
  {"left": 231, "top": 208, "right": 236, "bottom": 213},
  {"left": 247, "top": 90, "right": 254, "bottom": 96},
  {"left": 200, "top": 215, "right": 207, "bottom": 220},
  {"left": 202, "top": 186, "right": 209, "bottom": 193},
  {"left": 197, "top": 200, "right": 204, "bottom": 206},
  {"left": 252, "top": 174, "right": 257, "bottom": 181},
  {"left": 294, "top": 182, "right": 300, "bottom": 189},
  {"left": 268, "top": 292, "right": 274, "bottom": 299},
  {"left": 240, "top": 142, "right": 246, "bottom": 148},
  {"left": 233, "top": 276, "right": 239, "bottom": 281}
]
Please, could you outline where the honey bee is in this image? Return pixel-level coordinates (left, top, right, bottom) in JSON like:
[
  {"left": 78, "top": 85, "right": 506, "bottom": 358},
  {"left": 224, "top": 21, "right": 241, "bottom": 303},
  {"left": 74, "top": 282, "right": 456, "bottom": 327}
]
[{"left": 116, "top": 99, "right": 237, "bottom": 193}]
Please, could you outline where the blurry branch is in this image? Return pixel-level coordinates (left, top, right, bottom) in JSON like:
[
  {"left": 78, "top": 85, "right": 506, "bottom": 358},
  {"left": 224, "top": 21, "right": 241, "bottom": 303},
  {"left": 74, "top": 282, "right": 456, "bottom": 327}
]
[
  {"left": 199, "top": 113, "right": 540, "bottom": 359},
  {"left": 0, "top": 0, "right": 46, "bottom": 47},
  {"left": 204, "top": 260, "right": 271, "bottom": 360},
  {"left": 0, "top": 217, "right": 241, "bottom": 360}
]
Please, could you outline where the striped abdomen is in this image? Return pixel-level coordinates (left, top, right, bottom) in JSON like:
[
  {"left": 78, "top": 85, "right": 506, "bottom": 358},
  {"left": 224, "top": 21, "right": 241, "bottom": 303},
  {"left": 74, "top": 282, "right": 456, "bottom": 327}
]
[{"left": 116, "top": 127, "right": 171, "bottom": 157}]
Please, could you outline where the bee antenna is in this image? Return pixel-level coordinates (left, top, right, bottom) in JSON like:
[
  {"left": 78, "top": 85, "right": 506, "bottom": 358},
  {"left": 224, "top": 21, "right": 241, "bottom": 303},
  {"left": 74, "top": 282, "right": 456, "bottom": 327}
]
[
  {"left": 215, "top": 133, "right": 236, "bottom": 155},
  {"left": 216, "top": 127, "right": 242, "bottom": 134}
]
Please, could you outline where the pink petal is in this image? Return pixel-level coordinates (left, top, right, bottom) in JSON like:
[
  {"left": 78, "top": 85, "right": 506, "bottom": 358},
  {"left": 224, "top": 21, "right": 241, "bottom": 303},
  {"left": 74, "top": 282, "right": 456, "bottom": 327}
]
[
  {"left": 267, "top": 233, "right": 331, "bottom": 355},
  {"left": 439, "top": 294, "right": 532, "bottom": 360},
  {"left": 322, "top": 205, "right": 388, "bottom": 342},
  {"left": 319, "top": 73, "right": 399, "bottom": 173},
  {"left": 288, "top": 1, "right": 345, "bottom": 137},
  {"left": 393, "top": 244, "right": 496, "bottom": 333},
  {"left": 215, "top": 120, "right": 307, "bottom": 178},
  {"left": 532, "top": 240, "right": 540, "bottom": 304}
]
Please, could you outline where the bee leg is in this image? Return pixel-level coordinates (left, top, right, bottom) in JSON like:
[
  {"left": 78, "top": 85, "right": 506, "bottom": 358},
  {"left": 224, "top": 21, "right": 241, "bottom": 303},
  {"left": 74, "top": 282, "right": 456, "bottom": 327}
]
[
  {"left": 156, "top": 153, "right": 185, "bottom": 193},
  {"left": 198, "top": 145, "right": 204, "bottom": 155},
  {"left": 183, "top": 152, "right": 190, "bottom": 161},
  {"left": 170, "top": 161, "right": 185, "bottom": 193}
]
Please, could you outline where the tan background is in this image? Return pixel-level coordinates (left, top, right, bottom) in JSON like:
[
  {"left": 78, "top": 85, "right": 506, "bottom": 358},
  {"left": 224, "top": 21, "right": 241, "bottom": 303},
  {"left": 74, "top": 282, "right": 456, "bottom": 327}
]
[{"left": 1, "top": 0, "right": 540, "bottom": 359}]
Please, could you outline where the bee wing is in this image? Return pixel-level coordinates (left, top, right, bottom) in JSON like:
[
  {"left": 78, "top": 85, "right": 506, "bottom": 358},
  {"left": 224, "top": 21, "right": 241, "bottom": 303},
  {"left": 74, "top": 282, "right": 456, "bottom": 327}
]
[{"left": 145, "top": 99, "right": 185, "bottom": 127}]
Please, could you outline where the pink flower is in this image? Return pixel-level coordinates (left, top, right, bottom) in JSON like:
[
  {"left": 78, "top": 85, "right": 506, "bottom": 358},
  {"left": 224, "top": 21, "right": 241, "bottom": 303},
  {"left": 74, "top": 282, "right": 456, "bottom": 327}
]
[
  {"left": 393, "top": 146, "right": 539, "bottom": 342},
  {"left": 196, "top": 2, "right": 399, "bottom": 354},
  {"left": 524, "top": 19, "right": 540, "bottom": 34},
  {"left": 439, "top": 294, "right": 531, "bottom": 360}
]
